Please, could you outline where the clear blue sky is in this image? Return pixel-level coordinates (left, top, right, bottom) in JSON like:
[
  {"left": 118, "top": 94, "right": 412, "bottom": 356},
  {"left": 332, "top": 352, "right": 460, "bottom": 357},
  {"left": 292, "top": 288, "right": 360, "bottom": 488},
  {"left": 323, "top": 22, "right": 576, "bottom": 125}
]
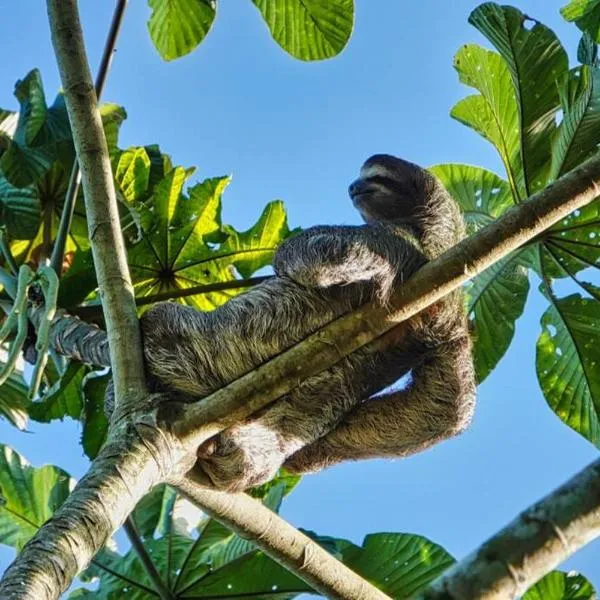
[{"left": 1, "top": 0, "right": 598, "bottom": 592}]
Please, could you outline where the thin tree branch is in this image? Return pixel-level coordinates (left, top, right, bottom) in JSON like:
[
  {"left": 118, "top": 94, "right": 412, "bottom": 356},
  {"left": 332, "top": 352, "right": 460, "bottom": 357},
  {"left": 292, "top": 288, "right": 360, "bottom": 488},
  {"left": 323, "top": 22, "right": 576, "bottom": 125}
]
[
  {"left": 46, "top": 0, "right": 145, "bottom": 412},
  {"left": 50, "top": 0, "right": 128, "bottom": 277},
  {"left": 174, "top": 477, "right": 391, "bottom": 600},
  {"left": 70, "top": 275, "right": 272, "bottom": 320},
  {"left": 415, "top": 458, "right": 600, "bottom": 599},
  {"left": 123, "top": 518, "right": 174, "bottom": 600}
]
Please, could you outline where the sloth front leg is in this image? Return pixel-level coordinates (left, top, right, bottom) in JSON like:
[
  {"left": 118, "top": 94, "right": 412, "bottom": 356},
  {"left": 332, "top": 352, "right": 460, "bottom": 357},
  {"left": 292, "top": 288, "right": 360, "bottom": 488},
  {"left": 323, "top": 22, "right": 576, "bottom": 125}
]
[{"left": 273, "top": 225, "right": 425, "bottom": 302}]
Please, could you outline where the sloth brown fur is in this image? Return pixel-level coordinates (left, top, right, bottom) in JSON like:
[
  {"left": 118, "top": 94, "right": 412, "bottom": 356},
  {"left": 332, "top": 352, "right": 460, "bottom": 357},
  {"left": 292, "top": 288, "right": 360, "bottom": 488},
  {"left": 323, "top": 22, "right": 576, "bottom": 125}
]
[{"left": 140, "top": 155, "right": 476, "bottom": 491}]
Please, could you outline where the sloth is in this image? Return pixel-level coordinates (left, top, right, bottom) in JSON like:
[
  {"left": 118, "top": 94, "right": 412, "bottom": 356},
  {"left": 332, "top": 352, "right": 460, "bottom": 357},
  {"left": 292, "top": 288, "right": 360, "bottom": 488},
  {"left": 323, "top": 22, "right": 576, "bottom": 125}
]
[{"left": 140, "top": 154, "right": 476, "bottom": 491}]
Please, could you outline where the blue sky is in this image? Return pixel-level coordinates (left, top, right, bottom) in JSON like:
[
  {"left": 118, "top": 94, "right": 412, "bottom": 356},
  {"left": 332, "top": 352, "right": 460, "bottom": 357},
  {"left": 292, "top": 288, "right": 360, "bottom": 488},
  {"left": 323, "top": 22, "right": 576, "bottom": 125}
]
[{"left": 1, "top": 0, "right": 598, "bottom": 592}]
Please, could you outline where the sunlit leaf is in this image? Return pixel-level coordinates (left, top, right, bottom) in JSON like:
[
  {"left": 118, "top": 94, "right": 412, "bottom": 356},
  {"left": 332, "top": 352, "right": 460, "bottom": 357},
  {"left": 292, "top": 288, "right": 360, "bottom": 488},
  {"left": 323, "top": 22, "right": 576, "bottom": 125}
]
[
  {"left": 466, "top": 3, "right": 568, "bottom": 195},
  {"left": 128, "top": 171, "right": 290, "bottom": 310},
  {"left": 343, "top": 533, "right": 455, "bottom": 598},
  {"left": 524, "top": 570, "right": 596, "bottom": 599},
  {"left": 251, "top": 0, "right": 354, "bottom": 61},
  {"left": 562, "top": 0, "right": 600, "bottom": 43},
  {"left": 147, "top": 0, "right": 216, "bottom": 61}
]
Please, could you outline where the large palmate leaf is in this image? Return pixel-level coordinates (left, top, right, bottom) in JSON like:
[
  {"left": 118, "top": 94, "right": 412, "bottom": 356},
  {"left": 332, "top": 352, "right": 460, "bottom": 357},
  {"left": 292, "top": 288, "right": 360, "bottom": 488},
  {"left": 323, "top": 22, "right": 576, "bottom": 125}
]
[
  {"left": 523, "top": 570, "right": 596, "bottom": 599},
  {"left": 561, "top": 0, "right": 600, "bottom": 42},
  {"left": 147, "top": 0, "right": 216, "bottom": 61},
  {"left": 469, "top": 3, "right": 568, "bottom": 194},
  {"left": 431, "top": 164, "right": 529, "bottom": 381},
  {"left": 0, "top": 445, "right": 74, "bottom": 551},
  {"left": 251, "top": 0, "right": 354, "bottom": 61},
  {"left": 455, "top": 4, "right": 568, "bottom": 199},
  {"left": 537, "top": 292, "right": 600, "bottom": 447},
  {"left": 128, "top": 169, "right": 290, "bottom": 310},
  {"left": 451, "top": 46, "right": 522, "bottom": 200}
]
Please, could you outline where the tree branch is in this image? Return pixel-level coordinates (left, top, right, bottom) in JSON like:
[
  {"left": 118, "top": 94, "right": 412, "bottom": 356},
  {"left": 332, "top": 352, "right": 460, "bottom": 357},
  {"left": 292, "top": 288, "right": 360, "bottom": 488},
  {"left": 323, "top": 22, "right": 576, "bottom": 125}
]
[
  {"left": 46, "top": 0, "right": 145, "bottom": 412},
  {"left": 50, "top": 0, "right": 128, "bottom": 277},
  {"left": 415, "top": 458, "right": 600, "bottom": 599},
  {"left": 174, "top": 477, "right": 391, "bottom": 600}
]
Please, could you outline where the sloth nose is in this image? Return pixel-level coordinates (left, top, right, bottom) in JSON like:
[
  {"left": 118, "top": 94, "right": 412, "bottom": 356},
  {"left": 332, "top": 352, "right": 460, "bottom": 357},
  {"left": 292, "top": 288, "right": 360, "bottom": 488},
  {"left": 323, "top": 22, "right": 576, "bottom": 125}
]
[{"left": 348, "top": 180, "right": 363, "bottom": 197}]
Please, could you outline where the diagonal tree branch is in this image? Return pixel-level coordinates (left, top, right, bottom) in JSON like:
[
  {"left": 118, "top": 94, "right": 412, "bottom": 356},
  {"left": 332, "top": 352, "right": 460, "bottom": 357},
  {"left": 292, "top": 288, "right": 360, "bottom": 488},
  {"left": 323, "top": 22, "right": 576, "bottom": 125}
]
[
  {"left": 46, "top": 0, "right": 146, "bottom": 413},
  {"left": 415, "top": 458, "right": 600, "bottom": 599},
  {"left": 173, "top": 477, "right": 391, "bottom": 600}
]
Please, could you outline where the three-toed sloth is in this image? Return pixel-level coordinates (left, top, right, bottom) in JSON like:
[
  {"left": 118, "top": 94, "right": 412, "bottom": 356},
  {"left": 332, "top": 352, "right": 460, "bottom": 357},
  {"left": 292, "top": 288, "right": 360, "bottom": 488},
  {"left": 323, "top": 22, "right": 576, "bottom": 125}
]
[{"left": 141, "top": 154, "right": 476, "bottom": 491}]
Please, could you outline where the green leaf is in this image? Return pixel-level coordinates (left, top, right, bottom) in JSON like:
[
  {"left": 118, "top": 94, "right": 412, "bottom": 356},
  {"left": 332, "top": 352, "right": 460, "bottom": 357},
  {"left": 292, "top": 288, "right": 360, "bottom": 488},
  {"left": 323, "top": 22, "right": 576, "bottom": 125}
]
[
  {"left": 0, "top": 71, "right": 67, "bottom": 187},
  {"left": 132, "top": 484, "right": 178, "bottom": 539},
  {"left": 0, "top": 176, "right": 40, "bottom": 239},
  {"left": 466, "top": 252, "right": 530, "bottom": 382},
  {"left": 537, "top": 293, "right": 600, "bottom": 447},
  {"left": 552, "top": 66, "right": 600, "bottom": 178},
  {"left": 430, "top": 164, "right": 528, "bottom": 382},
  {"left": 251, "top": 0, "right": 354, "bottom": 61},
  {"left": 80, "top": 536, "right": 192, "bottom": 600},
  {"left": 562, "top": 0, "right": 600, "bottom": 43},
  {"left": 0, "top": 373, "right": 29, "bottom": 430},
  {"left": 344, "top": 533, "right": 455, "bottom": 598},
  {"left": 81, "top": 372, "right": 109, "bottom": 459},
  {"left": 540, "top": 199, "right": 600, "bottom": 285},
  {"left": 577, "top": 31, "right": 598, "bottom": 65},
  {"left": 451, "top": 46, "right": 522, "bottom": 200},
  {"left": 0, "top": 445, "right": 74, "bottom": 550},
  {"left": 467, "top": 3, "right": 568, "bottom": 195},
  {"left": 128, "top": 171, "right": 290, "bottom": 310},
  {"left": 221, "top": 200, "right": 290, "bottom": 278},
  {"left": 523, "top": 570, "right": 596, "bottom": 599},
  {"left": 114, "top": 147, "right": 151, "bottom": 204},
  {"left": 147, "top": 0, "right": 216, "bottom": 61},
  {"left": 429, "top": 163, "right": 513, "bottom": 233},
  {"left": 29, "top": 363, "right": 85, "bottom": 423}
]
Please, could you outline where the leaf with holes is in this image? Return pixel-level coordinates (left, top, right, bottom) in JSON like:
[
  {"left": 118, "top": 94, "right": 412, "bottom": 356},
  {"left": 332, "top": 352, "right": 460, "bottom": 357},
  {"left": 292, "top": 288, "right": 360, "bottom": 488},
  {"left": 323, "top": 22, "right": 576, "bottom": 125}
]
[
  {"left": 0, "top": 445, "right": 74, "bottom": 551},
  {"left": 561, "top": 0, "right": 600, "bottom": 42},
  {"left": 147, "top": 0, "right": 216, "bottom": 61},
  {"left": 128, "top": 170, "right": 290, "bottom": 310},
  {"left": 537, "top": 294, "right": 600, "bottom": 447},
  {"left": 343, "top": 533, "right": 455, "bottom": 598},
  {"left": 251, "top": 0, "right": 354, "bottom": 61},
  {"left": 460, "top": 3, "right": 568, "bottom": 196},
  {"left": 451, "top": 45, "right": 522, "bottom": 200},
  {"left": 431, "top": 164, "right": 529, "bottom": 381},
  {"left": 523, "top": 570, "right": 596, "bottom": 599}
]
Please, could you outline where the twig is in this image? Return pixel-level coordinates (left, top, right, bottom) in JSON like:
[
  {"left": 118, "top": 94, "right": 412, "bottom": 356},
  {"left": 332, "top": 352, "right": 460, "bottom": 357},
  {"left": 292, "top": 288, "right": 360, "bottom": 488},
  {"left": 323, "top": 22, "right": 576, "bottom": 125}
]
[
  {"left": 70, "top": 275, "right": 272, "bottom": 320},
  {"left": 123, "top": 517, "right": 174, "bottom": 600}
]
